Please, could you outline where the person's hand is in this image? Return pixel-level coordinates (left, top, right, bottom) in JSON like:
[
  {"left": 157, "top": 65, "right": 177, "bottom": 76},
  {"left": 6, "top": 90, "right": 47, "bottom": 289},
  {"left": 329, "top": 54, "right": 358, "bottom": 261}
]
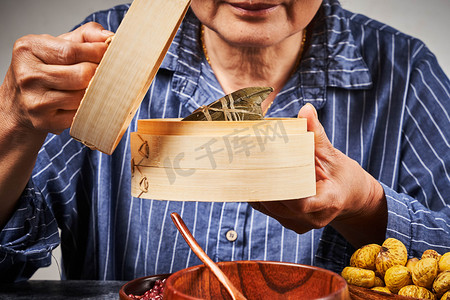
[
  {"left": 0, "top": 22, "right": 113, "bottom": 227},
  {"left": 0, "top": 22, "right": 113, "bottom": 136},
  {"left": 250, "top": 103, "right": 387, "bottom": 248}
]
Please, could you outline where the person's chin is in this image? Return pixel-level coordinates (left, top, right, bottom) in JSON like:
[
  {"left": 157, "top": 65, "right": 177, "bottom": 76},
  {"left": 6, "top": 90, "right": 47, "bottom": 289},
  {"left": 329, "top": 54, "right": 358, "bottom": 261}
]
[{"left": 223, "top": 32, "right": 279, "bottom": 48}]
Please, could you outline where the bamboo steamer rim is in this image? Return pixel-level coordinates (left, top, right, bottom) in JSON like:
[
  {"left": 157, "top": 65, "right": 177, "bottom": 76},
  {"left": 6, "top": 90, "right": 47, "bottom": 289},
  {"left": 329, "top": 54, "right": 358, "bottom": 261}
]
[{"left": 137, "top": 117, "right": 307, "bottom": 135}]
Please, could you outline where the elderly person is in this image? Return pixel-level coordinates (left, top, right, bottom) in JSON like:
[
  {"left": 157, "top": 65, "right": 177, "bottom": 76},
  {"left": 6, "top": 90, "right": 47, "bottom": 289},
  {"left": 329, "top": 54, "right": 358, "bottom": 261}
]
[{"left": 0, "top": 0, "right": 449, "bottom": 281}]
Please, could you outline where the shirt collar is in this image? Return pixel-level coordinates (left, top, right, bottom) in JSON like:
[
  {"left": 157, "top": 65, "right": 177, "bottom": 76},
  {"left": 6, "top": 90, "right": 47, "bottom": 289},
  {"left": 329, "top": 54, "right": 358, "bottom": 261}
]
[
  {"left": 298, "top": 0, "right": 373, "bottom": 109},
  {"left": 160, "top": 9, "right": 202, "bottom": 76},
  {"left": 303, "top": 0, "right": 372, "bottom": 88}
]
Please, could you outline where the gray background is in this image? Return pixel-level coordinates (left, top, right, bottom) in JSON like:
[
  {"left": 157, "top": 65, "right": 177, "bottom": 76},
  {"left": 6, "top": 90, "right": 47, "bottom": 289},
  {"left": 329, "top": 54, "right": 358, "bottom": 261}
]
[{"left": 0, "top": 0, "right": 448, "bottom": 280}]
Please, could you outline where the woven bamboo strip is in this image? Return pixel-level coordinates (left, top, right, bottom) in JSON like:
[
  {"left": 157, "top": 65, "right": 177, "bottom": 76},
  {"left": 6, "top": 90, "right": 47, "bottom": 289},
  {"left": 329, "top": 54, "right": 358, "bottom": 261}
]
[
  {"left": 131, "top": 165, "right": 316, "bottom": 202},
  {"left": 130, "top": 132, "right": 314, "bottom": 169}
]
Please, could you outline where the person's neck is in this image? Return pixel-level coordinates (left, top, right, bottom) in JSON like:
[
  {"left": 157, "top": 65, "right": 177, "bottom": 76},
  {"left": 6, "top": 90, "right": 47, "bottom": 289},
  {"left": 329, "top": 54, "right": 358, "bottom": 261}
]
[{"left": 202, "top": 26, "right": 305, "bottom": 114}]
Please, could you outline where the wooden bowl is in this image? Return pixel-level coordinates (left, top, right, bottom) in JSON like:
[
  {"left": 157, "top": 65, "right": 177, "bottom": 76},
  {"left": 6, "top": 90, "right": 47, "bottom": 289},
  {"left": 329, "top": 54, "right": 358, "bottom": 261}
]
[
  {"left": 119, "top": 273, "right": 170, "bottom": 299},
  {"left": 163, "top": 260, "right": 350, "bottom": 300},
  {"left": 130, "top": 118, "right": 316, "bottom": 202}
]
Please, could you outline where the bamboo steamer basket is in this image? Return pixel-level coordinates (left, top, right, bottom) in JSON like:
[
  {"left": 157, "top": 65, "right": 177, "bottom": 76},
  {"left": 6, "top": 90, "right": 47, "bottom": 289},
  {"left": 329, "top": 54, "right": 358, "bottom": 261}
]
[{"left": 130, "top": 118, "right": 315, "bottom": 202}]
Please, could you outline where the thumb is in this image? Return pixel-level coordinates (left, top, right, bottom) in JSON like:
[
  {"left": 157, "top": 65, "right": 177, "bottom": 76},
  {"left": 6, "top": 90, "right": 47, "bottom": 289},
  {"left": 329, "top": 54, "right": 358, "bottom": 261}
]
[
  {"left": 298, "top": 103, "right": 333, "bottom": 151},
  {"left": 59, "top": 22, "right": 114, "bottom": 43}
]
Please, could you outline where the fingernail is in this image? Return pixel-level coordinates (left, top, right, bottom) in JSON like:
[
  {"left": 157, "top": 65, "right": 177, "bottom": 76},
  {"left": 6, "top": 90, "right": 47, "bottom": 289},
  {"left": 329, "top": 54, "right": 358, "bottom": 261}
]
[{"left": 307, "top": 103, "right": 318, "bottom": 119}]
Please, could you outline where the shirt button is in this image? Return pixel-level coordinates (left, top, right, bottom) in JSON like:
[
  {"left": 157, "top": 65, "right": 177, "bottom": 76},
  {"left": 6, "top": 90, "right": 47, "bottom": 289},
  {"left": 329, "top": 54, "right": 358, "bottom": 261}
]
[{"left": 225, "top": 230, "right": 238, "bottom": 242}]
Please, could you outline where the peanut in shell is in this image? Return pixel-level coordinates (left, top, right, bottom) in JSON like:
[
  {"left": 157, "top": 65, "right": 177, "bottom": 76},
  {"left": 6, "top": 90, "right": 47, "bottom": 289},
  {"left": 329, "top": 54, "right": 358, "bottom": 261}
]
[
  {"left": 441, "top": 291, "right": 449, "bottom": 300},
  {"left": 375, "top": 238, "right": 408, "bottom": 278},
  {"left": 398, "top": 285, "right": 435, "bottom": 299},
  {"left": 341, "top": 266, "right": 375, "bottom": 288},
  {"left": 432, "top": 270, "right": 450, "bottom": 299},
  {"left": 406, "top": 257, "right": 419, "bottom": 273},
  {"left": 350, "top": 244, "right": 381, "bottom": 271},
  {"left": 422, "top": 249, "right": 441, "bottom": 261},
  {"left": 384, "top": 265, "right": 412, "bottom": 294},
  {"left": 440, "top": 252, "right": 450, "bottom": 273},
  {"left": 371, "top": 286, "right": 391, "bottom": 294},
  {"left": 373, "top": 276, "right": 384, "bottom": 287},
  {"left": 412, "top": 257, "right": 439, "bottom": 289}
]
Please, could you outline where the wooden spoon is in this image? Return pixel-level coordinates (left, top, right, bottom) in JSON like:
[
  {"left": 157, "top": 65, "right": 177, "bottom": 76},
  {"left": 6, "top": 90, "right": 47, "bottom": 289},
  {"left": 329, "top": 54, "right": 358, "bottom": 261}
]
[{"left": 170, "top": 212, "right": 247, "bottom": 300}]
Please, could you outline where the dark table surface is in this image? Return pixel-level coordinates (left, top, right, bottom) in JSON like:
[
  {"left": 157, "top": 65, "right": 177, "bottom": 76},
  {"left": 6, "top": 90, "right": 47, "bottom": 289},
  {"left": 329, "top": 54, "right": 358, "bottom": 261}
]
[
  {"left": 0, "top": 280, "right": 127, "bottom": 299},
  {"left": 0, "top": 280, "right": 418, "bottom": 300}
]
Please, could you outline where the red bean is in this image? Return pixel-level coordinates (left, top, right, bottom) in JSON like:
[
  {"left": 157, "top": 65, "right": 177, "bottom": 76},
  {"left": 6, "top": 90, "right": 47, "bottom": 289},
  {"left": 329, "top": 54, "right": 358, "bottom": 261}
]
[{"left": 128, "top": 279, "right": 166, "bottom": 300}]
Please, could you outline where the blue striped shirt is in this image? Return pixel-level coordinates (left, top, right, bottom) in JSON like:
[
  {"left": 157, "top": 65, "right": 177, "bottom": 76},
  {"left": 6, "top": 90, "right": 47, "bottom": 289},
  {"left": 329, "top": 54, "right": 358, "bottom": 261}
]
[{"left": 1, "top": 0, "right": 449, "bottom": 282}]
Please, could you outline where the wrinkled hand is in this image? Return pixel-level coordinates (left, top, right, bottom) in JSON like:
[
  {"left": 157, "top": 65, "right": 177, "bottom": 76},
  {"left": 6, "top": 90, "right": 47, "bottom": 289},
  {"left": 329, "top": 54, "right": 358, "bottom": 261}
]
[
  {"left": 250, "top": 103, "right": 387, "bottom": 247},
  {"left": 0, "top": 22, "right": 113, "bottom": 135}
]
